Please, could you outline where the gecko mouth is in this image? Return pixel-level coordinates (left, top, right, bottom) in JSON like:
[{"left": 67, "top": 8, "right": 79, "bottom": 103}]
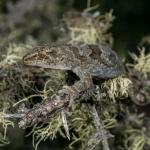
[
  {"left": 23, "top": 59, "right": 44, "bottom": 67},
  {"left": 23, "top": 58, "right": 71, "bottom": 70}
]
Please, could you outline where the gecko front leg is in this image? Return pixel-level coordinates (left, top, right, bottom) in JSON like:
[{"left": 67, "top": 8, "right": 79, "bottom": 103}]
[
  {"left": 60, "top": 73, "right": 94, "bottom": 100},
  {"left": 19, "top": 71, "right": 94, "bottom": 128},
  {"left": 59, "top": 72, "right": 94, "bottom": 139}
]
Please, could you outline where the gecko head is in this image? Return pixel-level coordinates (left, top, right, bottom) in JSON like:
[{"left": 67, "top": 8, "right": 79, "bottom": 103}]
[
  {"left": 23, "top": 45, "right": 72, "bottom": 70},
  {"left": 23, "top": 46, "right": 50, "bottom": 67}
]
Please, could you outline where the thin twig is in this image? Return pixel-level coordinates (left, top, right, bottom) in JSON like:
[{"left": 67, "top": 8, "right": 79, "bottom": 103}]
[
  {"left": 89, "top": 104, "right": 110, "bottom": 150},
  {"left": 2, "top": 113, "right": 25, "bottom": 119},
  {"left": 61, "top": 109, "right": 70, "bottom": 140}
]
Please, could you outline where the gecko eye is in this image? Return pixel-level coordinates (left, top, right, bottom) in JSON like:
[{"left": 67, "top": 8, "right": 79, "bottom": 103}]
[{"left": 38, "top": 51, "right": 48, "bottom": 59}]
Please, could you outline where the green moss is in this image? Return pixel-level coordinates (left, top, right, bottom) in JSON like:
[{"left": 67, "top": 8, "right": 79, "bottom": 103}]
[
  {"left": 0, "top": 113, "right": 14, "bottom": 146},
  {"left": 129, "top": 47, "right": 150, "bottom": 78},
  {"left": 101, "top": 76, "right": 132, "bottom": 102},
  {"left": 124, "top": 129, "right": 150, "bottom": 150},
  {"left": 64, "top": 10, "right": 114, "bottom": 46},
  {"left": 31, "top": 114, "right": 63, "bottom": 150}
]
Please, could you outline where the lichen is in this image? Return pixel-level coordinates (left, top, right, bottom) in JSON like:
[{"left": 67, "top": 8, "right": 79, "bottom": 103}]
[
  {"left": 31, "top": 114, "right": 63, "bottom": 150},
  {"left": 64, "top": 10, "right": 114, "bottom": 46},
  {"left": 129, "top": 47, "right": 150, "bottom": 78},
  {"left": 0, "top": 112, "right": 14, "bottom": 146},
  {"left": 124, "top": 128, "right": 150, "bottom": 150},
  {"left": 101, "top": 76, "right": 132, "bottom": 102}
]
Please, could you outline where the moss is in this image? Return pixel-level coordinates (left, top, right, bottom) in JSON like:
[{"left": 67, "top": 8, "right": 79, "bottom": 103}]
[
  {"left": 129, "top": 47, "right": 150, "bottom": 78},
  {"left": 31, "top": 114, "right": 63, "bottom": 150},
  {"left": 64, "top": 10, "right": 114, "bottom": 46},
  {"left": 124, "top": 129, "right": 150, "bottom": 150},
  {"left": 0, "top": 112, "right": 14, "bottom": 146},
  {"left": 101, "top": 76, "right": 132, "bottom": 102}
]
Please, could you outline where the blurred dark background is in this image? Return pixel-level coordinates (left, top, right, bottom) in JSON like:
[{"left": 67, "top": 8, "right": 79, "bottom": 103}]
[{"left": 74, "top": 0, "right": 150, "bottom": 55}]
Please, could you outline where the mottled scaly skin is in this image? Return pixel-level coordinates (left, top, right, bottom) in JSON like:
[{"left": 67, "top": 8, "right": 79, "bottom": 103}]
[
  {"left": 23, "top": 44, "right": 124, "bottom": 79},
  {"left": 20, "top": 44, "right": 125, "bottom": 129}
]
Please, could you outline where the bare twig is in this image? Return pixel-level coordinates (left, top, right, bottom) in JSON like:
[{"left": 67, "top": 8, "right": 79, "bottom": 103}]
[
  {"left": 89, "top": 104, "right": 110, "bottom": 150},
  {"left": 61, "top": 109, "right": 70, "bottom": 139},
  {"left": 2, "top": 113, "right": 25, "bottom": 119}
]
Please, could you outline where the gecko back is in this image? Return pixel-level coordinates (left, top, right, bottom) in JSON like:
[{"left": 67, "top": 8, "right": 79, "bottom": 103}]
[{"left": 23, "top": 44, "right": 125, "bottom": 79}]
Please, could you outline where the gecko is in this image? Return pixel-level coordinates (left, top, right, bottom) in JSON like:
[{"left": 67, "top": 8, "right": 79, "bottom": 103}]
[{"left": 20, "top": 44, "right": 125, "bottom": 150}]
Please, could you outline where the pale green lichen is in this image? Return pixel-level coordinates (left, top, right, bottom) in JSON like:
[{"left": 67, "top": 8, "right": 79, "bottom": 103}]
[
  {"left": 103, "top": 112, "right": 117, "bottom": 129},
  {"left": 124, "top": 129, "right": 150, "bottom": 150},
  {"left": 101, "top": 76, "right": 132, "bottom": 102},
  {"left": 0, "top": 43, "right": 32, "bottom": 66},
  {"left": 65, "top": 10, "right": 114, "bottom": 46},
  {"left": 31, "top": 114, "right": 63, "bottom": 150},
  {"left": 0, "top": 43, "right": 29, "bottom": 146},
  {"left": 0, "top": 132, "right": 10, "bottom": 147},
  {"left": 0, "top": 112, "right": 14, "bottom": 146},
  {"left": 129, "top": 47, "right": 150, "bottom": 78},
  {"left": 69, "top": 103, "right": 96, "bottom": 150}
]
